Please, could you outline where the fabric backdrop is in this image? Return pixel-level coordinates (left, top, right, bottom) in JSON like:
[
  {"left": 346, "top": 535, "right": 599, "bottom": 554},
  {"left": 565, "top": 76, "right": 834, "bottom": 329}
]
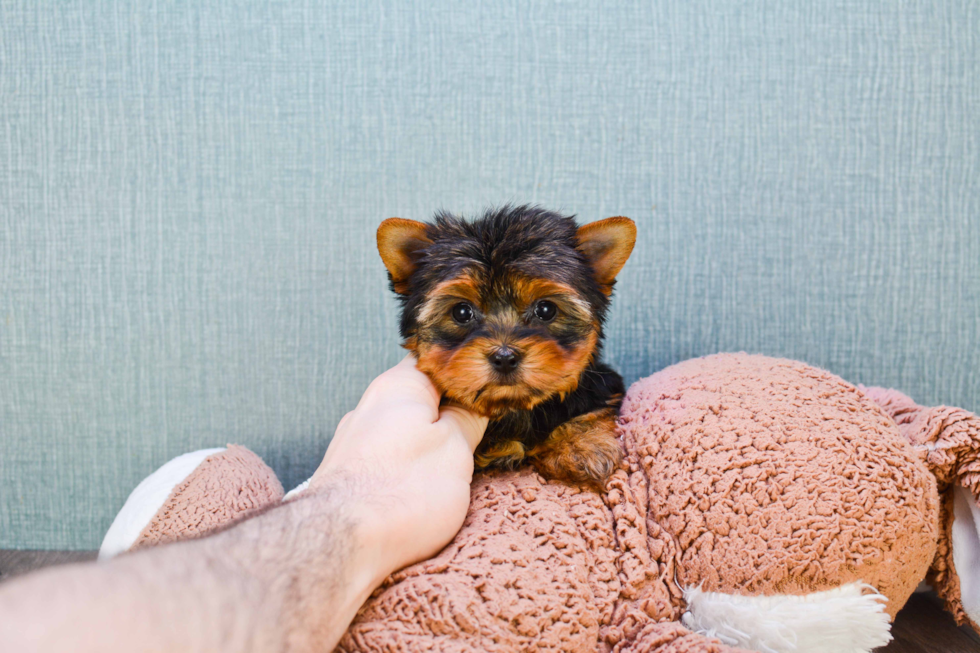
[{"left": 1, "top": 1, "right": 978, "bottom": 549}]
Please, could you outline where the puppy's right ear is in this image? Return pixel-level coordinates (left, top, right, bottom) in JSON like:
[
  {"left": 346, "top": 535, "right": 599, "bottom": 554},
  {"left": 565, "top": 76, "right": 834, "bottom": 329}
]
[{"left": 377, "top": 218, "right": 431, "bottom": 294}]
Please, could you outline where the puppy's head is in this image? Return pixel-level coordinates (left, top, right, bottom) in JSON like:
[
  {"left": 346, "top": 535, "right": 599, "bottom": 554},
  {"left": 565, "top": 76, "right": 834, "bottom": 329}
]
[{"left": 378, "top": 206, "right": 635, "bottom": 418}]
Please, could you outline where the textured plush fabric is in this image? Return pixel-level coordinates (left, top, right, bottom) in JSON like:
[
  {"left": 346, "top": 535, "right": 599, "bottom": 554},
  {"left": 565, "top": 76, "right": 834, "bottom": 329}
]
[
  {"left": 338, "top": 468, "right": 739, "bottom": 652},
  {"left": 129, "top": 445, "right": 284, "bottom": 553},
  {"left": 1, "top": 1, "right": 978, "bottom": 548},
  {"left": 861, "top": 386, "right": 980, "bottom": 631},
  {"left": 335, "top": 354, "right": 941, "bottom": 651},
  {"left": 621, "top": 354, "right": 938, "bottom": 619}
]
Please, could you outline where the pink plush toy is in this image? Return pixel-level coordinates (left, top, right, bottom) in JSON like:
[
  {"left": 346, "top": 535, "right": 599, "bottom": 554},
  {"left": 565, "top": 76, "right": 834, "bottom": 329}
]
[{"left": 101, "top": 354, "right": 980, "bottom": 652}]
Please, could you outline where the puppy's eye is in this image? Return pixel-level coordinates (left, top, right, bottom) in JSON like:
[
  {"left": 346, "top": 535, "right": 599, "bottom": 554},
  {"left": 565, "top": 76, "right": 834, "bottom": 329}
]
[
  {"left": 534, "top": 300, "right": 557, "bottom": 322},
  {"left": 451, "top": 302, "right": 474, "bottom": 324}
]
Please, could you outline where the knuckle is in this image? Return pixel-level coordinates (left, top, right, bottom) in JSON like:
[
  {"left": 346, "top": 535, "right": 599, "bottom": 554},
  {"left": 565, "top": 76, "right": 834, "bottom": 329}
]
[{"left": 365, "top": 374, "right": 398, "bottom": 398}]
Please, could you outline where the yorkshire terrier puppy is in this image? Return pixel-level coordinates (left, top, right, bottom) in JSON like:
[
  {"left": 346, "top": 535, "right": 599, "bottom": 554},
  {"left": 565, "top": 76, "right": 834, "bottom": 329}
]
[{"left": 377, "top": 205, "right": 636, "bottom": 489}]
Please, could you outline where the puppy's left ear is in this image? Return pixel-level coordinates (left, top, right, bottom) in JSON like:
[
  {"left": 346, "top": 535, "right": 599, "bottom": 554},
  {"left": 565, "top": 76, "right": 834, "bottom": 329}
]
[{"left": 576, "top": 217, "right": 637, "bottom": 293}]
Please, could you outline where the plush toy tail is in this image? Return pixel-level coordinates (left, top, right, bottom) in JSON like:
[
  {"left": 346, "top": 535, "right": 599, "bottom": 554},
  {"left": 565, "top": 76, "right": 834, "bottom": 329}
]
[{"left": 862, "top": 386, "right": 980, "bottom": 632}]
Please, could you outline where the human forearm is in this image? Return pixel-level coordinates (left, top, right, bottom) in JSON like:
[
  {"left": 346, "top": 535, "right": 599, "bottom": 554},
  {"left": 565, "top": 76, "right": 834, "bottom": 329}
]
[
  {"left": 0, "top": 480, "right": 388, "bottom": 653},
  {"left": 1, "top": 357, "right": 487, "bottom": 652}
]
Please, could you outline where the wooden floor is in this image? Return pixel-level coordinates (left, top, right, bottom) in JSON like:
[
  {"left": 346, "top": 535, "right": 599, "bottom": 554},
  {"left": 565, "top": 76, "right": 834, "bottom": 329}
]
[{"left": 2, "top": 550, "right": 978, "bottom": 651}]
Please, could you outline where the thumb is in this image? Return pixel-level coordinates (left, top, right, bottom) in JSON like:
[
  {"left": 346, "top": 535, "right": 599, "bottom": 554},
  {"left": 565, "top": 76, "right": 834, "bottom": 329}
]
[{"left": 438, "top": 403, "right": 489, "bottom": 452}]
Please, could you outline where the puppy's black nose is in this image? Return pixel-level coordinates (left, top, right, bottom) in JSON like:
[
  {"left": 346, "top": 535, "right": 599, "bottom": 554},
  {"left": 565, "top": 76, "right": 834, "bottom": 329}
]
[{"left": 488, "top": 347, "right": 520, "bottom": 373}]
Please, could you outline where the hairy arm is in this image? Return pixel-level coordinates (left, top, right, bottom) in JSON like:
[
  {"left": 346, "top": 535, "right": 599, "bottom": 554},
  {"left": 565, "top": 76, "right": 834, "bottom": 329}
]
[{"left": 0, "top": 357, "right": 487, "bottom": 653}]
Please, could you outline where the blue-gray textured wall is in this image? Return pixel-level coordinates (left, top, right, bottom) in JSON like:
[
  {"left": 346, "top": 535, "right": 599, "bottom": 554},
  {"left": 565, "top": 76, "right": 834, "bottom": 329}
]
[{"left": 1, "top": 1, "right": 978, "bottom": 549}]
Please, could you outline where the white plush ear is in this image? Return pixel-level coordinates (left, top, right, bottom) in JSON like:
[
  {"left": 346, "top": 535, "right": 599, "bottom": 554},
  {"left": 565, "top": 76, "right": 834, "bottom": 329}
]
[
  {"left": 100, "top": 448, "right": 225, "bottom": 560},
  {"left": 681, "top": 582, "right": 892, "bottom": 653},
  {"left": 952, "top": 485, "right": 980, "bottom": 625}
]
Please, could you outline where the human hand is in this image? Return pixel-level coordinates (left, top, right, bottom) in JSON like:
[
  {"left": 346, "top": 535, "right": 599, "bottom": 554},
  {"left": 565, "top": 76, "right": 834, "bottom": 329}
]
[{"left": 310, "top": 355, "right": 488, "bottom": 580}]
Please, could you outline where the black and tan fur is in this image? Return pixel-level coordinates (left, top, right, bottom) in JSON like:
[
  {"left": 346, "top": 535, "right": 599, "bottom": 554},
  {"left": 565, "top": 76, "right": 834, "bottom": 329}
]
[{"left": 377, "top": 205, "right": 636, "bottom": 490}]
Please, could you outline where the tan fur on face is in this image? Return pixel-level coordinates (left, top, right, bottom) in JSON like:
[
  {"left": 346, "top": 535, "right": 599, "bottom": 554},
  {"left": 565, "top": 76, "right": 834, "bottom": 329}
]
[
  {"left": 411, "top": 270, "right": 600, "bottom": 418},
  {"left": 415, "top": 337, "right": 546, "bottom": 418},
  {"left": 508, "top": 277, "right": 594, "bottom": 323},
  {"left": 518, "top": 330, "right": 598, "bottom": 401},
  {"left": 415, "top": 330, "right": 598, "bottom": 419},
  {"left": 415, "top": 274, "right": 483, "bottom": 326},
  {"left": 414, "top": 337, "right": 496, "bottom": 412}
]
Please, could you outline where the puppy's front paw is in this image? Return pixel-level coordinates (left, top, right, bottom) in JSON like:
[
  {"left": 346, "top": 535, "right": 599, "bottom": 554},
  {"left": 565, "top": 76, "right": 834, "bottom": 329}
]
[
  {"left": 529, "top": 408, "right": 623, "bottom": 491},
  {"left": 474, "top": 438, "right": 527, "bottom": 470}
]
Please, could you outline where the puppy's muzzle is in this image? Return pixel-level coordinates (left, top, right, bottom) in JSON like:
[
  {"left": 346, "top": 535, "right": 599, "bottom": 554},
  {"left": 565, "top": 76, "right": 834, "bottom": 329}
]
[{"left": 487, "top": 346, "right": 521, "bottom": 374}]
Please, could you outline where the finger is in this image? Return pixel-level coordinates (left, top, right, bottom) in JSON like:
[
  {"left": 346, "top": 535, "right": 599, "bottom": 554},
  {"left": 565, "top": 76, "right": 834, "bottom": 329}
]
[
  {"left": 395, "top": 353, "right": 420, "bottom": 369},
  {"left": 361, "top": 355, "right": 442, "bottom": 416},
  {"left": 437, "top": 404, "right": 489, "bottom": 452},
  {"left": 389, "top": 354, "right": 442, "bottom": 412}
]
